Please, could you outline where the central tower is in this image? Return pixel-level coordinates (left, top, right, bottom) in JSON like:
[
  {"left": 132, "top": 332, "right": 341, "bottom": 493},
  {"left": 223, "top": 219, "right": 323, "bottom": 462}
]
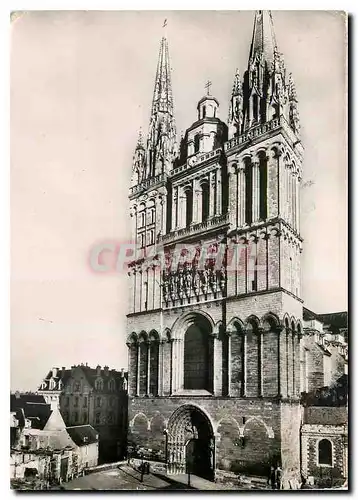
[{"left": 126, "top": 12, "right": 304, "bottom": 488}]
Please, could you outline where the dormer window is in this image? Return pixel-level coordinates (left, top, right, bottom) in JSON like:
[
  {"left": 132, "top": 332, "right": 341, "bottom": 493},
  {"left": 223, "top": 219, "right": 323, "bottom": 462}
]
[{"left": 95, "top": 379, "right": 103, "bottom": 391}]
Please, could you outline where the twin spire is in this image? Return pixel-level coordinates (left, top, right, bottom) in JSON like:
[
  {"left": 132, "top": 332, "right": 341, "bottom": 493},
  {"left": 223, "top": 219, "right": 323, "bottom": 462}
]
[
  {"left": 132, "top": 11, "right": 300, "bottom": 187},
  {"left": 132, "top": 33, "right": 177, "bottom": 186},
  {"left": 229, "top": 10, "right": 300, "bottom": 137}
]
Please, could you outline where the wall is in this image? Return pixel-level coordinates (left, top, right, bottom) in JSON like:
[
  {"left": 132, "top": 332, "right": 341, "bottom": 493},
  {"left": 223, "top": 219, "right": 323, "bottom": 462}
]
[
  {"left": 301, "top": 424, "right": 347, "bottom": 488},
  {"left": 128, "top": 397, "right": 291, "bottom": 476}
]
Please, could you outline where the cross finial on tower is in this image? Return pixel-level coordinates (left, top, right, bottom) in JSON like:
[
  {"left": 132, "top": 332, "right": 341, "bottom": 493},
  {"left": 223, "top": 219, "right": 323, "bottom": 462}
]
[{"left": 205, "top": 80, "right": 212, "bottom": 96}]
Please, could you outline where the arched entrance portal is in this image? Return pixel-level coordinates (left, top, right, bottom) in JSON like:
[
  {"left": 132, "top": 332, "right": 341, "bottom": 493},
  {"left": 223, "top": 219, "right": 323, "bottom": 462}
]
[{"left": 166, "top": 405, "right": 215, "bottom": 481}]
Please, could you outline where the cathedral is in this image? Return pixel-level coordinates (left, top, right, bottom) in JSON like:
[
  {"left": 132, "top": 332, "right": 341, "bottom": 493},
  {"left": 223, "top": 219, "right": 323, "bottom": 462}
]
[{"left": 126, "top": 10, "right": 305, "bottom": 488}]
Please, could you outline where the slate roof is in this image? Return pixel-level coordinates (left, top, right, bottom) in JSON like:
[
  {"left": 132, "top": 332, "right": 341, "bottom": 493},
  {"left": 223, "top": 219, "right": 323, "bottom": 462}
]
[
  {"left": 10, "top": 393, "right": 52, "bottom": 430},
  {"left": 39, "top": 365, "right": 128, "bottom": 393},
  {"left": 303, "top": 308, "right": 348, "bottom": 341},
  {"left": 66, "top": 425, "right": 99, "bottom": 446},
  {"left": 301, "top": 374, "right": 348, "bottom": 407}
]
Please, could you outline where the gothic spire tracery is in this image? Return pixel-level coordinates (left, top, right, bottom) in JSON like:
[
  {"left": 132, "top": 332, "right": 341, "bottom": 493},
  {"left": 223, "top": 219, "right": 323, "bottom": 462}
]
[
  {"left": 229, "top": 10, "right": 300, "bottom": 139},
  {"left": 131, "top": 128, "right": 146, "bottom": 187},
  {"left": 146, "top": 36, "right": 177, "bottom": 180}
]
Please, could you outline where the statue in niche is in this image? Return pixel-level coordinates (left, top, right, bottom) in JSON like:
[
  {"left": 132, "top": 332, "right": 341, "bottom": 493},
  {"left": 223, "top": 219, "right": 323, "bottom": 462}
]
[{"left": 192, "top": 268, "right": 200, "bottom": 296}]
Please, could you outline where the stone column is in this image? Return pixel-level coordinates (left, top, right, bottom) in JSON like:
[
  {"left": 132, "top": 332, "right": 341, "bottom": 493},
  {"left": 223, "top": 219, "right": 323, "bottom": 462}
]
[
  {"left": 237, "top": 165, "right": 246, "bottom": 227},
  {"left": 211, "top": 333, "right": 217, "bottom": 394},
  {"left": 287, "top": 164, "right": 293, "bottom": 227},
  {"left": 216, "top": 168, "right": 222, "bottom": 216},
  {"left": 160, "top": 194, "right": 167, "bottom": 236},
  {"left": 242, "top": 330, "right": 247, "bottom": 397},
  {"left": 259, "top": 328, "right": 264, "bottom": 397},
  {"left": 171, "top": 187, "right": 178, "bottom": 231},
  {"left": 197, "top": 185, "right": 203, "bottom": 223},
  {"left": 192, "top": 178, "right": 200, "bottom": 224},
  {"left": 252, "top": 158, "right": 260, "bottom": 222},
  {"left": 171, "top": 339, "right": 180, "bottom": 394},
  {"left": 178, "top": 339, "right": 184, "bottom": 391},
  {"left": 292, "top": 331, "right": 296, "bottom": 396},
  {"left": 227, "top": 331, "right": 232, "bottom": 396},
  {"left": 157, "top": 340, "right": 163, "bottom": 396},
  {"left": 146, "top": 341, "right": 151, "bottom": 396},
  {"left": 136, "top": 343, "right": 141, "bottom": 396},
  {"left": 297, "top": 176, "right": 301, "bottom": 233},
  {"left": 283, "top": 163, "right": 288, "bottom": 222},
  {"left": 228, "top": 163, "right": 237, "bottom": 227},
  {"left": 209, "top": 171, "right": 216, "bottom": 218},
  {"left": 177, "top": 185, "right": 185, "bottom": 229}
]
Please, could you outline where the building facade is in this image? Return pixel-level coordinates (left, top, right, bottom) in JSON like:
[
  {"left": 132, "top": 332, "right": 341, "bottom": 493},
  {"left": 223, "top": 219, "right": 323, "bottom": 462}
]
[
  {"left": 126, "top": 11, "right": 305, "bottom": 488},
  {"left": 38, "top": 365, "right": 128, "bottom": 463},
  {"left": 10, "top": 392, "right": 99, "bottom": 487}
]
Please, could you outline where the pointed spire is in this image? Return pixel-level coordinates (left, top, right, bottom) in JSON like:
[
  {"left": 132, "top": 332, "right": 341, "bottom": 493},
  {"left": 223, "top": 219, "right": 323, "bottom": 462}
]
[
  {"left": 235, "top": 10, "right": 300, "bottom": 137},
  {"left": 131, "top": 127, "right": 146, "bottom": 187},
  {"left": 231, "top": 68, "right": 242, "bottom": 96},
  {"left": 228, "top": 68, "right": 243, "bottom": 137},
  {"left": 146, "top": 35, "right": 177, "bottom": 179},
  {"left": 249, "top": 10, "right": 277, "bottom": 67},
  {"left": 137, "top": 127, "right": 144, "bottom": 148}
]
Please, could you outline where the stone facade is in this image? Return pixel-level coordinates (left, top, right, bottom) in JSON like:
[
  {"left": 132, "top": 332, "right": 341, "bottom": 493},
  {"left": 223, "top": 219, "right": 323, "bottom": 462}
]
[
  {"left": 10, "top": 392, "right": 99, "bottom": 487},
  {"left": 38, "top": 365, "right": 128, "bottom": 463},
  {"left": 125, "top": 10, "right": 348, "bottom": 490}
]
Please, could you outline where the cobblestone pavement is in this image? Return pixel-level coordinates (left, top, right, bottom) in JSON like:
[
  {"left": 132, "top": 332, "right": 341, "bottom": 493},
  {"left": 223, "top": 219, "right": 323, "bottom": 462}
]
[{"left": 61, "top": 465, "right": 270, "bottom": 491}]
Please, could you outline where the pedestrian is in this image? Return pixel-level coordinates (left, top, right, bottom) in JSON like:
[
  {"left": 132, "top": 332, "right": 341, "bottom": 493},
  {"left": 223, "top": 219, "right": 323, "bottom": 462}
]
[
  {"left": 268, "top": 465, "right": 276, "bottom": 490},
  {"left": 275, "top": 465, "right": 282, "bottom": 490}
]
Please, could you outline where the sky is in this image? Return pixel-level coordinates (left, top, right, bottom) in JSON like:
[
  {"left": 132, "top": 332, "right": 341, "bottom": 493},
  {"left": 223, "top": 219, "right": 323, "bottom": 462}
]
[{"left": 10, "top": 10, "right": 347, "bottom": 391}]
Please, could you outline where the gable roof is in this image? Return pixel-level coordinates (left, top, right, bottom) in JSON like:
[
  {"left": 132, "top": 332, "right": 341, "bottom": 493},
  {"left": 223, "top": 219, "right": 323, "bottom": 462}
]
[
  {"left": 39, "top": 365, "right": 128, "bottom": 393},
  {"left": 303, "top": 307, "right": 348, "bottom": 340},
  {"left": 66, "top": 425, "right": 99, "bottom": 446},
  {"left": 10, "top": 393, "right": 52, "bottom": 430}
]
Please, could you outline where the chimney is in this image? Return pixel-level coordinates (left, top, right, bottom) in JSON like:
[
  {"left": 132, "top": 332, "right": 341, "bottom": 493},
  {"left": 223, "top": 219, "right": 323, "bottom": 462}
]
[
  {"left": 52, "top": 367, "right": 58, "bottom": 378},
  {"left": 61, "top": 367, "right": 66, "bottom": 378},
  {"left": 71, "top": 365, "right": 76, "bottom": 376},
  {"left": 120, "top": 368, "right": 124, "bottom": 377},
  {"left": 104, "top": 366, "right": 109, "bottom": 376},
  {"left": 96, "top": 365, "right": 101, "bottom": 376}
]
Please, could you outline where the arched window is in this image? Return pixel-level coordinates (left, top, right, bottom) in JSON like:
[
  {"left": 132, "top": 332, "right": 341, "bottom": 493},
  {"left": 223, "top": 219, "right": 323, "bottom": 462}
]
[
  {"left": 82, "top": 412, "right": 88, "bottom": 424},
  {"left": 258, "top": 153, "right": 267, "bottom": 220},
  {"left": 253, "top": 94, "right": 258, "bottom": 122},
  {"left": 149, "top": 335, "right": 160, "bottom": 396},
  {"left": 184, "top": 323, "right": 210, "bottom": 391},
  {"left": 147, "top": 208, "right": 155, "bottom": 224},
  {"left": 201, "top": 182, "right": 210, "bottom": 222},
  {"left": 185, "top": 189, "right": 193, "bottom": 226},
  {"left": 202, "top": 106, "right": 206, "bottom": 119},
  {"left": 139, "top": 339, "right": 148, "bottom": 396},
  {"left": 272, "top": 103, "right": 279, "bottom": 120},
  {"left": 318, "top": 439, "right": 333, "bottom": 466},
  {"left": 194, "top": 134, "right": 200, "bottom": 153},
  {"left": 108, "top": 379, "right": 115, "bottom": 392},
  {"left": 245, "top": 159, "right": 252, "bottom": 225},
  {"left": 95, "top": 379, "right": 103, "bottom": 391},
  {"left": 139, "top": 211, "right": 145, "bottom": 228}
]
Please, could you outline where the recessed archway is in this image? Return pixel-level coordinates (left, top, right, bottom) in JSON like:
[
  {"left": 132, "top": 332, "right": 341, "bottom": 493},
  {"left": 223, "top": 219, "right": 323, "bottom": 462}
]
[{"left": 166, "top": 404, "right": 215, "bottom": 481}]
